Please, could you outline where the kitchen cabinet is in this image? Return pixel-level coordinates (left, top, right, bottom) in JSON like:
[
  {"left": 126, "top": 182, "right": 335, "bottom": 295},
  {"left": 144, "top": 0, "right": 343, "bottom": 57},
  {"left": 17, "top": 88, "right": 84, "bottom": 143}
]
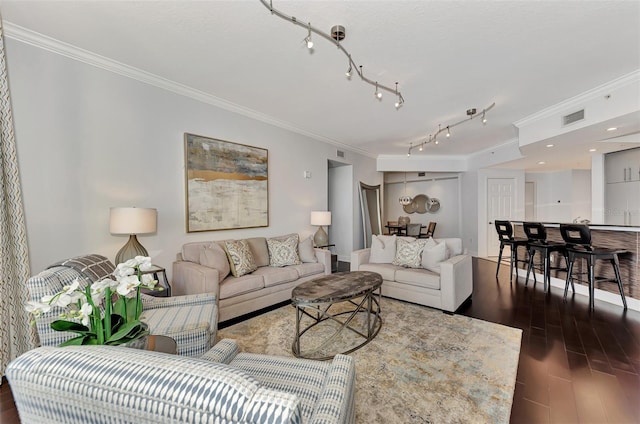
[
  {"left": 605, "top": 180, "right": 640, "bottom": 225},
  {"left": 605, "top": 147, "right": 640, "bottom": 183}
]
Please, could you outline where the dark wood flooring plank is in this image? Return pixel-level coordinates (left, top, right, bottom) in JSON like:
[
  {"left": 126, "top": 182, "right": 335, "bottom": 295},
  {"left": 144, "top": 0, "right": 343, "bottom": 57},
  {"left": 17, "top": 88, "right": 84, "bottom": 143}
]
[{"left": 548, "top": 376, "right": 578, "bottom": 424}]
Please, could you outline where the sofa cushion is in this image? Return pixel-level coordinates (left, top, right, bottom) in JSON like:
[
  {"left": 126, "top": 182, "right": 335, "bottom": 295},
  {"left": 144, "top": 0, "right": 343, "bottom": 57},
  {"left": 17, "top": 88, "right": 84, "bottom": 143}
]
[
  {"left": 247, "top": 237, "right": 270, "bottom": 267},
  {"left": 437, "top": 238, "right": 463, "bottom": 257},
  {"left": 392, "top": 238, "right": 427, "bottom": 268},
  {"left": 219, "top": 274, "right": 265, "bottom": 300},
  {"left": 200, "top": 243, "right": 231, "bottom": 280},
  {"left": 267, "top": 234, "right": 302, "bottom": 267},
  {"left": 395, "top": 268, "right": 441, "bottom": 290},
  {"left": 223, "top": 240, "right": 258, "bottom": 277},
  {"left": 253, "top": 266, "right": 299, "bottom": 288},
  {"left": 290, "top": 262, "right": 325, "bottom": 278},
  {"left": 298, "top": 236, "right": 318, "bottom": 263},
  {"left": 421, "top": 238, "right": 448, "bottom": 274},
  {"left": 359, "top": 263, "right": 398, "bottom": 281},
  {"left": 369, "top": 235, "right": 397, "bottom": 263}
]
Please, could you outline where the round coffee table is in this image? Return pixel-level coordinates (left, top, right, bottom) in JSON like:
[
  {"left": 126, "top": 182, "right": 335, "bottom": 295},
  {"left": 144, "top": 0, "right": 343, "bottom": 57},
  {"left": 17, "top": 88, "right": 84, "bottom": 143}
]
[{"left": 291, "top": 271, "right": 382, "bottom": 360}]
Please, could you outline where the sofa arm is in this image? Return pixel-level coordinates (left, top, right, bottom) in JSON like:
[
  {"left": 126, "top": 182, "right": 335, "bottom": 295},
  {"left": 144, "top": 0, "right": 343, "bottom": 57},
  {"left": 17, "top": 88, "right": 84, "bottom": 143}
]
[
  {"left": 350, "top": 248, "right": 371, "bottom": 271},
  {"left": 200, "top": 338, "right": 240, "bottom": 364},
  {"left": 439, "top": 255, "right": 473, "bottom": 312},
  {"left": 314, "top": 248, "right": 332, "bottom": 275},
  {"left": 172, "top": 260, "right": 220, "bottom": 296},
  {"left": 311, "top": 354, "right": 356, "bottom": 424}
]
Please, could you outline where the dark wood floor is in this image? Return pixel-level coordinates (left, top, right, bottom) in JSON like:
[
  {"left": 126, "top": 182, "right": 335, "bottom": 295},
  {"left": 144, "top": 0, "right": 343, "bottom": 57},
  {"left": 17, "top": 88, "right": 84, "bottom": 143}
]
[{"left": 1, "top": 257, "right": 639, "bottom": 423}]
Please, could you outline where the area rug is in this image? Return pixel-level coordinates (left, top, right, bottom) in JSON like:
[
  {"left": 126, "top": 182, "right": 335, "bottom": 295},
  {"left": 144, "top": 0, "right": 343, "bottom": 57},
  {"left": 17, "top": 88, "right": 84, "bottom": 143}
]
[{"left": 218, "top": 298, "right": 521, "bottom": 423}]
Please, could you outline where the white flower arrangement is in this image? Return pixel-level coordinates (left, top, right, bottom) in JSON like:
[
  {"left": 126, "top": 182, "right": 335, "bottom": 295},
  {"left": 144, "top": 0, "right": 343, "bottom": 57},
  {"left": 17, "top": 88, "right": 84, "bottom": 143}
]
[{"left": 27, "top": 256, "right": 160, "bottom": 346}]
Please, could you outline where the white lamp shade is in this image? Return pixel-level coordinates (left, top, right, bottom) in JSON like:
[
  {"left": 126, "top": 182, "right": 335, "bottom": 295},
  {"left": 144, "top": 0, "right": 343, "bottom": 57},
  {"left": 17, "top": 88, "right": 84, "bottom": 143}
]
[
  {"left": 310, "top": 211, "right": 331, "bottom": 226},
  {"left": 109, "top": 207, "right": 157, "bottom": 235}
]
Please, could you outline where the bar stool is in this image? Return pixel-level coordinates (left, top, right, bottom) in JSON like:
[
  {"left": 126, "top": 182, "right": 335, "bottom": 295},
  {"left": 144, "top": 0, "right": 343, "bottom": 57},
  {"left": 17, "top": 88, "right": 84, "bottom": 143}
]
[
  {"left": 523, "top": 222, "right": 570, "bottom": 293},
  {"left": 560, "top": 224, "right": 628, "bottom": 311},
  {"left": 495, "top": 220, "right": 530, "bottom": 283}
]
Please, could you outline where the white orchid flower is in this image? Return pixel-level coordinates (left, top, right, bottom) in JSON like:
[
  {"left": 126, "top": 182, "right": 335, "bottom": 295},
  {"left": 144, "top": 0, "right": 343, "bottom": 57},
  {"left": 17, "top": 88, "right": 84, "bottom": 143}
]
[
  {"left": 79, "top": 303, "right": 93, "bottom": 327},
  {"left": 116, "top": 275, "right": 141, "bottom": 296},
  {"left": 135, "top": 256, "right": 153, "bottom": 271},
  {"left": 113, "top": 263, "right": 135, "bottom": 278},
  {"left": 25, "top": 300, "right": 51, "bottom": 316},
  {"left": 140, "top": 274, "right": 158, "bottom": 289}
]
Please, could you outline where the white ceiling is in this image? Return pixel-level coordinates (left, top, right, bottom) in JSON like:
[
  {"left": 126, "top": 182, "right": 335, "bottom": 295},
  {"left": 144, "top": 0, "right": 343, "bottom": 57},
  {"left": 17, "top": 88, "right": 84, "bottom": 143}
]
[{"left": 2, "top": 0, "right": 639, "bottom": 169}]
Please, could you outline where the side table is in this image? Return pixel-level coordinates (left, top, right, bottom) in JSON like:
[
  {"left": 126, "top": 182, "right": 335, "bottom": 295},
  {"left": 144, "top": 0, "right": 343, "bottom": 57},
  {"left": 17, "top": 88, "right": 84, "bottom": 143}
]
[
  {"left": 140, "top": 265, "right": 172, "bottom": 297},
  {"left": 146, "top": 335, "right": 177, "bottom": 354},
  {"left": 316, "top": 244, "right": 338, "bottom": 273}
]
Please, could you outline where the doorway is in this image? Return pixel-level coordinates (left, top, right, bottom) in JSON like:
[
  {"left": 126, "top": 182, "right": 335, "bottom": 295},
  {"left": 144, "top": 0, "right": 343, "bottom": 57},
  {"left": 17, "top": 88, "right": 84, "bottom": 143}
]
[
  {"left": 328, "top": 160, "right": 352, "bottom": 262},
  {"left": 487, "top": 178, "right": 516, "bottom": 256}
]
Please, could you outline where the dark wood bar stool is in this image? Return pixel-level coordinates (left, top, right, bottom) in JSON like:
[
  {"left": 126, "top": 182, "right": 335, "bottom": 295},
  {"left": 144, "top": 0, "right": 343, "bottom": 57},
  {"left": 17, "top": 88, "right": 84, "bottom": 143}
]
[
  {"left": 495, "top": 220, "right": 530, "bottom": 283},
  {"left": 560, "top": 223, "right": 628, "bottom": 311},
  {"left": 523, "top": 222, "right": 570, "bottom": 293}
]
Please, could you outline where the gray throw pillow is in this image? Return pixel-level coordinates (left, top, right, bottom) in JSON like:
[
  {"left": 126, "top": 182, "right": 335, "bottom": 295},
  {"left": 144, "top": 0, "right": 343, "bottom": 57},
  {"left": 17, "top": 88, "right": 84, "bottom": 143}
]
[
  {"left": 199, "top": 243, "right": 231, "bottom": 280},
  {"left": 298, "top": 236, "right": 318, "bottom": 263}
]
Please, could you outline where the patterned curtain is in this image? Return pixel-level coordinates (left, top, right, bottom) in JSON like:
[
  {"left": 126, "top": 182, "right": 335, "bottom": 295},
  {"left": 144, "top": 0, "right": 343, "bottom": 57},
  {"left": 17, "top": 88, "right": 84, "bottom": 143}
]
[{"left": 0, "top": 16, "right": 36, "bottom": 380}]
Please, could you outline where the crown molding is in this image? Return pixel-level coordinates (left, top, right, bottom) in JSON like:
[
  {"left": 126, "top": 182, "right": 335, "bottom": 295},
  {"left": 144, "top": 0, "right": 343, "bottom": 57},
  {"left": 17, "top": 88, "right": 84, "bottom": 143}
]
[
  {"left": 2, "top": 21, "right": 375, "bottom": 159},
  {"left": 514, "top": 69, "right": 640, "bottom": 128}
]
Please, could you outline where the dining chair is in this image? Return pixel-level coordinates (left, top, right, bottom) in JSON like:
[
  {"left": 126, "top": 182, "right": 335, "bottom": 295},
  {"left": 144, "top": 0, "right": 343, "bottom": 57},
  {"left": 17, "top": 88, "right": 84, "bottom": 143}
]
[
  {"left": 495, "top": 220, "right": 530, "bottom": 283},
  {"left": 406, "top": 223, "right": 422, "bottom": 237},
  {"left": 420, "top": 222, "right": 436, "bottom": 238}
]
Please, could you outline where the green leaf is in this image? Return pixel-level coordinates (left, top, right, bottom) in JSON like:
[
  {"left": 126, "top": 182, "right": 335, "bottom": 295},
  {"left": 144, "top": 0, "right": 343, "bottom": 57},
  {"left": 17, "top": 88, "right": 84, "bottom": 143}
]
[
  {"left": 50, "top": 320, "right": 91, "bottom": 334},
  {"left": 106, "top": 321, "right": 148, "bottom": 343},
  {"left": 59, "top": 335, "right": 93, "bottom": 346}
]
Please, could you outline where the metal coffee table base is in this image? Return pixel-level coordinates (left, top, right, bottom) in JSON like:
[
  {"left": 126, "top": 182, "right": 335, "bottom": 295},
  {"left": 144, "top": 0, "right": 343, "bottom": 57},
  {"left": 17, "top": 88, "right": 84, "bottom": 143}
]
[{"left": 292, "top": 287, "right": 382, "bottom": 360}]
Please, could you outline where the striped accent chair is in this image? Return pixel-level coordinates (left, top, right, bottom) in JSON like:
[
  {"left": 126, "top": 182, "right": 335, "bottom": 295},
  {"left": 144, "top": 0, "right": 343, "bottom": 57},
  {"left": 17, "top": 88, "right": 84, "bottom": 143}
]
[
  {"left": 7, "top": 339, "right": 356, "bottom": 424},
  {"left": 26, "top": 254, "right": 218, "bottom": 357}
]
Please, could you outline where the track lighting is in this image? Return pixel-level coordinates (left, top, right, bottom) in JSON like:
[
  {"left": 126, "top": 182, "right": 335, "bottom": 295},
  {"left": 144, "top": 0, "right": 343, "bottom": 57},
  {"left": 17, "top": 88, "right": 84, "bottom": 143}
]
[
  {"left": 304, "top": 23, "right": 313, "bottom": 49},
  {"left": 260, "top": 0, "right": 404, "bottom": 108},
  {"left": 375, "top": 82, "right": 382, "bottom": 99},
  {"left": 405, "top": 102, "right": 496, "bottom": 155}
]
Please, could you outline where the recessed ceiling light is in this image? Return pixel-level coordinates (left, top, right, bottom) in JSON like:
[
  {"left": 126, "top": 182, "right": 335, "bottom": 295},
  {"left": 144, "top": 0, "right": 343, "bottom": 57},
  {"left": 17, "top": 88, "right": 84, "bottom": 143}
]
[
  {"left": 546, "top": 144, "right": 554, "bottom": 148},
  {"left": 607, "top": 127, "right": 618, "bottom": 131},
  {"left": 589, "top": 148, "right": 597, "bottom": 152},
  {"left": 538, "top": 161, "right": 546, "bottom": 165}
]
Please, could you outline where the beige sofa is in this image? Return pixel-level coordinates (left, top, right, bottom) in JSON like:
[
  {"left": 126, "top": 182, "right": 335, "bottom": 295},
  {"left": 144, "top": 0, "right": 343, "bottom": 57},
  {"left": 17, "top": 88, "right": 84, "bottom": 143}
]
[
  {"left": 173, "top": 234, "right": 331, "bottom": 323},
  {"left": 350, "top": 236, "right": 472, "bottom": 313}
]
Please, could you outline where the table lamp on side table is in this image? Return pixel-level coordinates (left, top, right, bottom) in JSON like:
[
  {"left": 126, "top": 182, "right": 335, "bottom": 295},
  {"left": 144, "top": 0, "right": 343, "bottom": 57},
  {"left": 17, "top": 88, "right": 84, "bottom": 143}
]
[
  {"left": 310, "top": 211, "right": 331, "bottom": 247},
  {"left": 110, "top": 207, "right": 157, "bottom": 264}
]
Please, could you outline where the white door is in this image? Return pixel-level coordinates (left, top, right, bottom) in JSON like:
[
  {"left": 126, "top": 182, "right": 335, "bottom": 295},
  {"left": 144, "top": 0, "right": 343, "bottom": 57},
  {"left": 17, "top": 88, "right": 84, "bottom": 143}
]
[{"left": 487, "top": 178, "right": 516, "bottom": 256}]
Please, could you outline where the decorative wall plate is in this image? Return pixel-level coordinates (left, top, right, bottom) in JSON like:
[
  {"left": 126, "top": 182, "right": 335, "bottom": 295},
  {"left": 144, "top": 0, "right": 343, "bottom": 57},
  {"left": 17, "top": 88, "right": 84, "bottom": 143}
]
[{"left": 427, "top": 198, "right": 440, "bottom": 213}]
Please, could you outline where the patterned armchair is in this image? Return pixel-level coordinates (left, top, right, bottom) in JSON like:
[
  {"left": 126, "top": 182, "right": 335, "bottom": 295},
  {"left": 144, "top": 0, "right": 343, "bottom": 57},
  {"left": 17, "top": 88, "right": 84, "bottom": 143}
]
[
  {"left": 6, "top": 339, "right": 356, "bottom": 424},
  {"left": 26, "top": 254, "right": 217, "bottom": 357}
]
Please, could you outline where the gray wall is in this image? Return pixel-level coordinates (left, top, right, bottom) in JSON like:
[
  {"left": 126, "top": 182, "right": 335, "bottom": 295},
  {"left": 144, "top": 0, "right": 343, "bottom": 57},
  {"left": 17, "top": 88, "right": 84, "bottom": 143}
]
[{"left": 7, "top": 38, "right": 378, "bottom": 275}]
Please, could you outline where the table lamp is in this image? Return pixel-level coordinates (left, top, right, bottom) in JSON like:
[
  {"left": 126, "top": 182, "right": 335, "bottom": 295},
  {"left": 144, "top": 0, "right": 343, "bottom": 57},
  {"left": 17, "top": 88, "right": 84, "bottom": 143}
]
[
  {"left": 310, "top": 211, "right": 331, "bottom": 247},
  {"left": 110, "top": 207, "right": 157, "bottom": 264}
]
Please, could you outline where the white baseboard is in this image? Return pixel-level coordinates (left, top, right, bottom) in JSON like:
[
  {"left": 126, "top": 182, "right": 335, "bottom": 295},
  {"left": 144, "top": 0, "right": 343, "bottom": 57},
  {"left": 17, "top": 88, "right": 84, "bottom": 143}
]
[{"left": 513, "top": 268, "right": 640, "bottom": 312}]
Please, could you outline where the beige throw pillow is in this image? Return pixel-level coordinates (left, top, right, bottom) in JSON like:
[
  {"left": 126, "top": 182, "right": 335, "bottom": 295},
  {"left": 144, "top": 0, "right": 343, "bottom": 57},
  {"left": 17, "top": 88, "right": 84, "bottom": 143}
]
[
  {"left": 223, "top": 239, "right": 258, "bottom": 277},
  {"left": 370, "top": 234, "right": 397, "bottom": 263},
  {"left": 392, "top": 238, "right": 427, "bottom": 268},
  {"left": 298, "top": 236, "right": 318, "bottom": 263},
  {"left": 422, "top": 238, "right": 448, "bottom": 274},
  {"left": 199, "top": 243, "right": 231, "bottom": 280},
  {"left": 267, "top": 234, "right": 302, "bottom": 267}
]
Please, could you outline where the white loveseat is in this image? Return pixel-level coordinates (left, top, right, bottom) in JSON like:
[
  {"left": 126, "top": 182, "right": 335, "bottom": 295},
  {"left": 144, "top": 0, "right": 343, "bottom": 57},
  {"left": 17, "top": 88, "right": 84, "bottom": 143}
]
[
  {"left": 173, "top": 234, "right": 331, "bottom": 323},
  {"left": 350, "top": 236, "right": 472, "bottom": 313}
]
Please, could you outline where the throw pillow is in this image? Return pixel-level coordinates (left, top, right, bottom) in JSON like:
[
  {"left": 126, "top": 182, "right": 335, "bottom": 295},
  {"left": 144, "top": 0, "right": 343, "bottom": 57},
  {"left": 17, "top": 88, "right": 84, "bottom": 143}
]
[
  {"left": 199, "top": 243, "right": 231, "bottom": 281},
  {"left": 392, "top": 238, "right": 427, "bottom": 268},
  {"left": 247, "top": 237, "right": 270, "bottom": 267},
  {"left": 223, "top": 239, "right": 257, "bottom": 277},
  {"left": 422, "top": 238, "right": 448, "bottom": 273},
  {"left": 267, "top": 234, "right": 302, "bottom": 267},
  {"left": 298, "top": 236, "right": 318, "bottom": 263},
  {"left": 370, "top": 234, "right": 397, "bottom": 263}
]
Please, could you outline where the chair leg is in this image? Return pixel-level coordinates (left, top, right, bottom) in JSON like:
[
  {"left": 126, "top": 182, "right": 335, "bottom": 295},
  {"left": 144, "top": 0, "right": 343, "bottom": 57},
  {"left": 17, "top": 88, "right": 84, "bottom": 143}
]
[
  {"left": 587, "top": 257, "right": 595, "bottom": 312},
  {"left": 525, "top": 249, "right": 535, "bottom": 286},
  {"left": 496, "top": 244, "right": 504, "bottom": 279},
  {"left": 543, "top": 253, "right": 550, "bottom": 293},
  {"left": 612, "top": 255, "right": 627, "bottom": 310},
  {"left": 510, "top": 246, "right": 517, "bottom": 284},
  {"left": 564, "top": 253, "right": 574, "bottom": 302}
]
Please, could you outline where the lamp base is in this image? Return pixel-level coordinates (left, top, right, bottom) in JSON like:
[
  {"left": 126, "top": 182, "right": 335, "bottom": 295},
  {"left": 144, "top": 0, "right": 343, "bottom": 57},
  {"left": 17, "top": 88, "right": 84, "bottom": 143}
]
[
  {"left": 115, "top": 234, "right": 149, "bottom": 264},
  {"left": 313, "top": 227, "right": 329, "bottom": 248}
]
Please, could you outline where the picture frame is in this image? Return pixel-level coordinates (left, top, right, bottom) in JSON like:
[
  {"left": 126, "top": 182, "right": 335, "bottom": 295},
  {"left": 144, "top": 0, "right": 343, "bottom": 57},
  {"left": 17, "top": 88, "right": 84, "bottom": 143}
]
[{"left": 184, "top": 133, "right": 269, "bottom": 232}]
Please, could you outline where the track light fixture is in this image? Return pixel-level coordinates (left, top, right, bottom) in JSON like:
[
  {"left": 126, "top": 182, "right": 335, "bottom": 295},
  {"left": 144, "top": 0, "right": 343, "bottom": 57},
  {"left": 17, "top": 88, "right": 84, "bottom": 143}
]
[
  {"left": 304, "top": 22, "right": 313, "bottom": 49},
  {"left": 406, "top": 102, "right": 496, "bottom": 155},
  {"left": 260, "top": 0, "right": 404, "bottom": 108},
  {"left": 375, "top": 82, "right": 382, "bottom": 99}
]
